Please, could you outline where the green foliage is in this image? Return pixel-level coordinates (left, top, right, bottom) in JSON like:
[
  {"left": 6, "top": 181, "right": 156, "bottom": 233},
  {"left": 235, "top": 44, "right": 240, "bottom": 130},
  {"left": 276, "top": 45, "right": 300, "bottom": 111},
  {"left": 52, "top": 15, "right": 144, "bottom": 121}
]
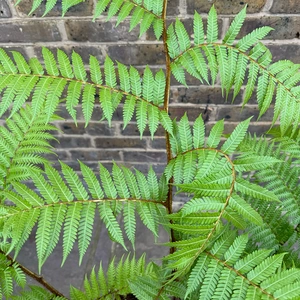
[{"left": 2, "top": 1, "right": 300, "bottom": 299}]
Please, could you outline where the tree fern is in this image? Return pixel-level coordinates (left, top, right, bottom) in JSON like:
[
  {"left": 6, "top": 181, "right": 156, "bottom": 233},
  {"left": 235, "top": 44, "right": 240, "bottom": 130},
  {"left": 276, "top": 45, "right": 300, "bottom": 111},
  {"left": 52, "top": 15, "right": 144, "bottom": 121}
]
[{"left": 3, "top": 2, "right": 300, "bottom": 299}]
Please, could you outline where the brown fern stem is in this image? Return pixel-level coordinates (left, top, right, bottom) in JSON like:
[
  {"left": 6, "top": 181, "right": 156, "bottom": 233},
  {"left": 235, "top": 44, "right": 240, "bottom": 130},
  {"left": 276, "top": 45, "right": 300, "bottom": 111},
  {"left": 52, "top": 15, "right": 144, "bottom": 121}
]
[
  {"left": 0, "top": 249, "right": 66, "bottom": 298},
  {"left": 162, "top": 0, "right": 176, "bottom": 255}
]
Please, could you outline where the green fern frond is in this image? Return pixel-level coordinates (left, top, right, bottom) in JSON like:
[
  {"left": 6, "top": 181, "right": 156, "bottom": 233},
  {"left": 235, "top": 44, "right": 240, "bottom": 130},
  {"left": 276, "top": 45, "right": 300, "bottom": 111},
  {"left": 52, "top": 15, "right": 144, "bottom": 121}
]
[
  {"left": 0, "top": 105, "right": 58, "bottom": 190},
  {"left": 16, "top": 0, "right": 85, "bottom": 16},
  {"left": 0, "top": 252, "right": 26, "bottom": 299},
  {"left": 238, "top": 134, "right": 300, "bottom": 267},
  {"left": 70, "top": 253, "right": 156, "bottom": 299},
  {"left": 11, "top": 285, "right": 65, "bottom": 299},
  {"left": 0, "top": 48, "right": 172, "bottom": 138},
  {"left": 92, "top": 0, "right": 164, "bottom": 38},
  {"left": 1, "top": 162, "right": 167, "bottom": 268},
  {"left": 167, "top": 6, "right": 300, "bottom": 135},
  {"left": 180, "top": 233, "right": 300, "bottom": 299}
]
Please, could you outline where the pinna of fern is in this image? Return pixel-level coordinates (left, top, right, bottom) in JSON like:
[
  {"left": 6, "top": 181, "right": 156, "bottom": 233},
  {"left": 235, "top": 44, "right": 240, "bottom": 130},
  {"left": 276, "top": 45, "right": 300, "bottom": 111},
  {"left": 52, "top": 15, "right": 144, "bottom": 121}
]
[
  {"left": 149, "top": 113, "right": 281, "bottom": 284},
  {"left": 0, "top": 160, "right": 169, "bottom": 273},
  {"left": 0, "top": 47, "right": 173, "bottom": 138},
  {"left": 168, "top": 5, "right": 300, "bottom": 135},
  {"left": 0, "top": 104, "right": 58, "bottom": 195},
  {"left": 15, "top": 0, "right": 165, "bottom": 39},
  {"left": 236, "top": 134, "right": 300, "bottom": 268}
]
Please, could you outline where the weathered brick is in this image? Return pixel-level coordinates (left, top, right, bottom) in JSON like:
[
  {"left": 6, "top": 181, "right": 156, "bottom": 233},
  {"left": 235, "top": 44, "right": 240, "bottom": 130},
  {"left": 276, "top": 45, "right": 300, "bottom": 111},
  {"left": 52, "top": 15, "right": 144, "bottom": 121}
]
[
  {"left": 268, "top": 44, "right": 300, "bottom": 63},
  {"left": 65, "top": 20, "right": 139, "bottom": 42},
  {"left": 205, "top": 122, "right": 271, "bottom": 136},
  {"left": 171, "top": 86, "right": 243, "bottom": 105},
  {"left": 217, "top": 105, "right": 274, "bottom": 122},
  {"left": 16, "top": 0, "right": 93, "bottom": 17},
  {"left": 70, "top": 150, "right": 121, "bottom": 161},
  {"left": 237, "top": 17, "right": 300, "bottom": 40},
  {"left": 123, "top": 151, "right": 167, "bottom": 163},
  {"left": 0, "top": 0, "right": 11, "bottom": 18},
  {"left": 167, "top": 0, "right": 180, "bottom": 15},
  {"left": 270, "top": 1, "right": 300, "bottom": 13},
  {"left": 33, "top": 45, "right": 105, "bottom": 65},
  {"left": 52, "top": 160, "right": 99, "bottom": 171},
  {"left": 94, "top": 137, "right": 146, "bottom": 149},
  {"left": 169, "top": 105, "right": 212, "bottom": 121},
  {"left": 187, "top": 0, "right": 266, "bottom": 14},
  {"left": 0, "top": 21, "right": 61, "bottom": 42},
  {"left": 51, "top": 137, "right": 92, "bottom": 148},
  {"left": 59, "top": 122, "right": 116, "bottom": 136},
  {"left": 107, "top": 44, "right": 165, "bottom": 65},
  {"left": 149, "top": 138, "right": 167, "bottom": 149},
  {"left": 43, "top": 150, "right": 69, "bottom": 161},
  {"left": 0, "top": 47, "right": 29, "bottom": 59},
  {"left": 121, "top": 124, "right": 165, "bottom": 136},
  {"left": 146, "top": 18, "right": 222, "bottom": 41}
]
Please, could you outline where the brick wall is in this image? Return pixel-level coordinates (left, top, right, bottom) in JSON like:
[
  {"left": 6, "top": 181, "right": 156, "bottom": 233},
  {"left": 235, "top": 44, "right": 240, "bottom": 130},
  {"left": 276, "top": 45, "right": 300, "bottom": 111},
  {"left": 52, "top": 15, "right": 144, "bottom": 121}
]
[{"left": 0, "top": 0, "right": 298, "bottom": 175}]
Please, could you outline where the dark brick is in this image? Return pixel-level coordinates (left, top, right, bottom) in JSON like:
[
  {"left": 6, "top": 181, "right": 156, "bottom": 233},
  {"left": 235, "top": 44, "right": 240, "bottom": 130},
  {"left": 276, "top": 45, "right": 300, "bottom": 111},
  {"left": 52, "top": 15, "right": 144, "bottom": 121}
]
[
  {"left": 107, "top": 44, "right": 165, "bottom": 65},
  {"left": 217, "top": 105, "right": 274, "bottom": 122},
  {"left": 67, "top": 46, "right": 105, "bottom": 65},
  {"left": 268, "top": 44, "right": 300, "bottom": 64},
  {"left": 119, "top": 162, "right": 165, "bottom": 174},
  {"left": 167, "top": 0, "right": 180, "bottom": 15},
  {"left": 43, "top": 150, "right": 69, "bottom": 161},
  {"left": 146, "top": 18, "right": 222, "bottom": 41},
  {"left": 123, "top": 151, "right": 167, "bottom": 163},
  {"left": 51, "top": 160, "right": 99, "bottom": 171},
  {"left": 16, "top": 0, "right": 93, "bottom": 17},
  {"left": 0, "top": 0, "right": 11, "bottom": 18},
  {"left": 171, "top": 86, "right": 243, "bottom": 105},
  {"left": 205, "top": 122, "right": 271, "bottom": 136},
  {"left": 149, "top": 138, "right": 167, "bottom": 149},
  {"left": 65, "top": 20, "right": 139, "bottom": 42},
  {"left": 70, "top": 150, "right": 121, "bottom": 161},
  {"left": 86, "top": 122, "right": 116, "bottom": 136},
  {"left": 187, "top": 0, "right": 266, "bottom": 14},
  {"left": 169, "top": 105, "right": 212, "bottom": 121},
  {"left": 270, "top": 1, "right": 300, "bottom": 13},
  {"left": 237, "top": 17, "right": 300, "bottom": 40},
  {"left": 0, "top": 46, "right": 29, "bottom": 59},
  {"left": 33, "top": 45, "right": 105, "bottom": 66},
  {"left": 0, "top": 21, "right": 61, "bottom": 42},
  {"left": 94, "top": 137, "right": 146, "bottom": 149},
  {"left": 121, "top": 124, "right": 165, "bottom": 136},
  {"left": 58, "top": 122, "right": 116, "bottom": 136},
  {"left": 51, "top": 137, "right": 92, "bottom": 148}
]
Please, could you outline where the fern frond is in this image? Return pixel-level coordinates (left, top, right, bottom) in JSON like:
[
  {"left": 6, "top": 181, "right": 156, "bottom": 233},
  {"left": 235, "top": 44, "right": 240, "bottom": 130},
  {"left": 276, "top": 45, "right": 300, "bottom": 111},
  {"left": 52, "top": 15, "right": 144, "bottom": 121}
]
[
  {"left": 182, "top": 233, "right": 300, "bottom": 299},
  {"left": 0, "top": 48, "right": 170, "bottom": 138},
  {"left": 238, "top": 134, "right": 300, "bottom": 266},
  {"left": 70, "top": 253, "right": 156, "bottom": 299},
  {"left": 92, "top": 0, "right": 164, "bottom": 38},
  {"left": 0, "top": 252, "right": 26, "bottom": 299},
  {"left": 0, "top": 106, "right": 57, "bottom": 189},
  {"left": 167, "top": 6, "right": 300, "bottom": 135},
  {"left": 1, "top": 162, "right": 166, "bottom": 268}
]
